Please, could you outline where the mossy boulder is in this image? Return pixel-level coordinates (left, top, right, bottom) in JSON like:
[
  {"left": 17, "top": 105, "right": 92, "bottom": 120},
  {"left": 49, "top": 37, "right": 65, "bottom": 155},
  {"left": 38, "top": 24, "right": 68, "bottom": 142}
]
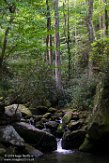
[
  {"left": 62, "top": 112, "right": 72, "bottom": 124},
  {"left": 80, "top": 72, "right": 109, "bottom": 152},
  {"left": 56, "top": 124, "right": 64, "bottom": 138},
  {"left": 62, "top": 129, "right": 86, "bottom": 150},
  {"left": 35, "top": 121, "right": 44, "bottom": 129},
  {"left": 17, "top": 104, "right": 32, "bottom": 117},
  {"left": 79, "top": 135, "right": 94, "bottom": 152},
  {"left": 5, "top": 104, "right": 32, "bottom": 120},
  {"left": 68, "top": 120, "right": 83, "bottom": 131},
  {"left": 48, "top": 107, "right": 57, "bottom": 113},
  {"left": 72, "top": 112, "right": 79, "bottom": 120},
  {"left": 0, "top": 148, "right": 6, "bottom": 156},
  {"left": 43, "top": 113, "right": 51, "bottom": 119},
  {"left": 33, "top": 115, "right": 42, "bottom": 122}
]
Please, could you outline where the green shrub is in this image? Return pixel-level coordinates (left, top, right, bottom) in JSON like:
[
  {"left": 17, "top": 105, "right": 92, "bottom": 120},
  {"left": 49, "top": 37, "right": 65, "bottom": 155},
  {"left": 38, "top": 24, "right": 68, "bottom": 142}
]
[
  {"left": 90, "top": 38, "right": 109, "bottom": 71},
  {"left": 64, "top": 70, "right": 96, "bottom": 110}
]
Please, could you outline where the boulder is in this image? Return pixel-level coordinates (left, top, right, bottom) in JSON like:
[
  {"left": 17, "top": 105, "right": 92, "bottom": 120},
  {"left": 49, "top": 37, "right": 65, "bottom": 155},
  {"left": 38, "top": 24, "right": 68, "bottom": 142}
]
[
  {"left": 56, "top": 124, "right": 64, "bottom": 138},
  {"left": 68, "top": 120, "right": 83, "bottom": 131},
  {"left": 13, "top": 122, "right": 57, "bottom": 152},
  {"left": 33, "top": 115, "right": 42, "bottom": 122},
  {"left": 35, "top": 121, "right": 44, "bottom": 129},
  {"left": 45, "top": 121, "right": 59, "bottom": 129},
  {"left": 51, "top": 115, "right": 60, "bottom": 121},
  {"left": 44, "top": 121, "right": 59, "bottom": 136},
  {"left": 5, "top": 104, "right": 22, "bottom": 121},
  {"left": 72, "top": 112, "right": 79, "bottom": 120},
  {"left": 43, "top": 113, "right": 51, "bottom": 119},
  {"left": 5, "top": 104, "right": 32, "bottom": 119},
  {"left": 0, "top": 125, "right": 24, "bottom": 147},
  {"left": 48, "top": 107, "right": 57, "bottom": 113},
  {"left": 0, "top": 148, "right": 6, "bottom": 156},
  {"left": 24, "top": 144, "right": 43, "bottom": 158},
  {"left": 62, "top": 129, "right": 86, "bottom": 149},
  {"left": 62, "top": 112, "right": 72, "bottom": 124},
  {"left": 80, "top": 73, "right": 109, "bottom": 153}
]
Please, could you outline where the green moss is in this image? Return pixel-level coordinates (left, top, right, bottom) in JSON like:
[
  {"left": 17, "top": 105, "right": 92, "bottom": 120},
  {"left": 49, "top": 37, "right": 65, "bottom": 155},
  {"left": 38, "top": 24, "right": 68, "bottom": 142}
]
[
  {"left": 57, "top": 124, "right": 64, "bottom": 133},
  {"left": 0, "top": 148, "right": 6, "bottom": 156},
  {"left": 79, "top": 136, "right": 93, "bottom": 152},
  {"left": 62, "top": 112, "right": 72, "bottom": 124}
]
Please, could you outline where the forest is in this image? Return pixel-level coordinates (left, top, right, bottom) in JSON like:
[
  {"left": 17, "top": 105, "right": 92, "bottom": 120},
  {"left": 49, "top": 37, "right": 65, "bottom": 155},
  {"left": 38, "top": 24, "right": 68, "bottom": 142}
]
[{"left": 0, "top": 0, "right": 109, "bottom": 162}]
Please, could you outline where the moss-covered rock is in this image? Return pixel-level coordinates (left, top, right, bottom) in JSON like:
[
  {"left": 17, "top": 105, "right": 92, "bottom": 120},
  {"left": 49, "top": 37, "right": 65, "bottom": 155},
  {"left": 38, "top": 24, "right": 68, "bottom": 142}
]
[
  {"left": 62, "top": 112, "right": 72, "bottom": 124},
  {"left": 79, "top": 135, "right": 94, "bottom": 152},
  {"left": 43, "top": 113, "right": 51, "bottom": 119},
  {"left": 48, "top": 107, "right": 57, "bottom": 113},
  {"left": 33, "top": 115, "right": 43, "bottom": 122},
  {"left": 68, "top": 120, "right": 83, "bottom": 131},
  {"left": 35, "top": 121, "right": 44, "bottom": 129},
  {"left": 62, "top": 129, "right": 86, "bottom": 150},
  {"left": 0, "top": 148, "right": 6, "bottom": 156},
  {"left": 5, "top": 104, "right": 32, "bottom": 120},
  {"left": 56, "top": 124, "right": 64, "bottom": 138},
  {"left": 80, "top": 72, "right": 109, "bottom": 153}
]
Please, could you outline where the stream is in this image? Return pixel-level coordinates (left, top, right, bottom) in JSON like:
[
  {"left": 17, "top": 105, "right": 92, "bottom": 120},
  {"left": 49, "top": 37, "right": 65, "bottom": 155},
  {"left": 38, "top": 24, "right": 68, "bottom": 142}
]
[{"left": 37, "top": 139, "right": 109, "bottom": 163}]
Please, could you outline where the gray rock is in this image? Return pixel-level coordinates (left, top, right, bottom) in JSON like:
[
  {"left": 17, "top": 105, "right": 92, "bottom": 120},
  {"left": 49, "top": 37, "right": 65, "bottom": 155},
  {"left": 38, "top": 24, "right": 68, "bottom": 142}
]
[
  {"left": 13, "top": 122, "right": 57, "bottom": 152},
  {"left": 5, "top": 104, "right": 22, "bottom": 121},
  {"left": 24, "top": 144, "right": 43, "bottom": 158},
  {"left": 0, "top": 125, "right": 24, "bottom": 147},
  {"left": 45, "top": 121, "right": 59, "bottom": 129},
  {"left": 68, "top": 120, "right": 83, "bottom": 131},
  {"left": 62, "top": 129, "right": 86, "bottom": 149}
]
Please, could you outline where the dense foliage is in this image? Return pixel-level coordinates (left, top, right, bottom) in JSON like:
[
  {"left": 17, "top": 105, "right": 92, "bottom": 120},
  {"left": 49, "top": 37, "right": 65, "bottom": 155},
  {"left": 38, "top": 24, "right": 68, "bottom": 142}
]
[{"left": 0, "top": 0, "right": 109, "bottom": 110}]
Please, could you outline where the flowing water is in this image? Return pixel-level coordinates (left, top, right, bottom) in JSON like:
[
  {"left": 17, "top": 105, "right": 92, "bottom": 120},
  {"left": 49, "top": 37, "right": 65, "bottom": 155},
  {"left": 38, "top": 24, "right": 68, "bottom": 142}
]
[
  {"left": 56, "top": 138, "right": 72, "bottom": 154},
  {"left": 36, "top": 118, "right": 109, "bottom": 163},
  {"left": 37, "top": 138, "right": 109, "bottom": 163}
]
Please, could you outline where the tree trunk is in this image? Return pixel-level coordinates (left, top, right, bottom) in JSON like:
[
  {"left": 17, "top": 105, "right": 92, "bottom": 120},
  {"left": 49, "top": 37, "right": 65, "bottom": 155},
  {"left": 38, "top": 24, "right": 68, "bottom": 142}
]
[
  {"left": 46, "top": 0, "right": 52, "bottom": 65},
  {"left": 63, "top": 0, "right": 67, "bottom": 38},
  {"left": 104, "top": 0, "right": 108, "bottom": 36},
  {"left": 54, "top": 0, "right": 63, "bottom": 93},
  {"left": 87, "top": 0, "right": 95, "bottom": 43},
  {"left": 0, "top": 2, "right": 16, "bottom": 67},
  {"left": 67, "top": 0, "right": 71, "bottom": 80},
  {"left": 87, "top": 0, "right": 95, "bottom": 79}
]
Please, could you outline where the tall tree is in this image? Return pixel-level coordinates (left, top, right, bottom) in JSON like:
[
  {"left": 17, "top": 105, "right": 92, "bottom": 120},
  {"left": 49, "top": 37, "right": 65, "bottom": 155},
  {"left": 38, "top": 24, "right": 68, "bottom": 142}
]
[
  {"left": 67, "top": 0, "right": 71, "bottom": 79},
  {"left": 54, "top": 0, "right": 63, "bottom": 93},
  {"left": 104, "top": 0, "right": 108, "bottom": 36},
  {"left": 87, "top": 0, "right": 95, "bottom": 42},
  {"left": 87, "top": 0, "right": 95, "bottom": 78},
  {"left": 46, "top": 0, "right": 52, "bottom": 64},
  {"left": 63, "top": 0, "right": 67, "bottom": 38},
  {"left": 0, "top": 1, "right": 16, "bottom": 67}
]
